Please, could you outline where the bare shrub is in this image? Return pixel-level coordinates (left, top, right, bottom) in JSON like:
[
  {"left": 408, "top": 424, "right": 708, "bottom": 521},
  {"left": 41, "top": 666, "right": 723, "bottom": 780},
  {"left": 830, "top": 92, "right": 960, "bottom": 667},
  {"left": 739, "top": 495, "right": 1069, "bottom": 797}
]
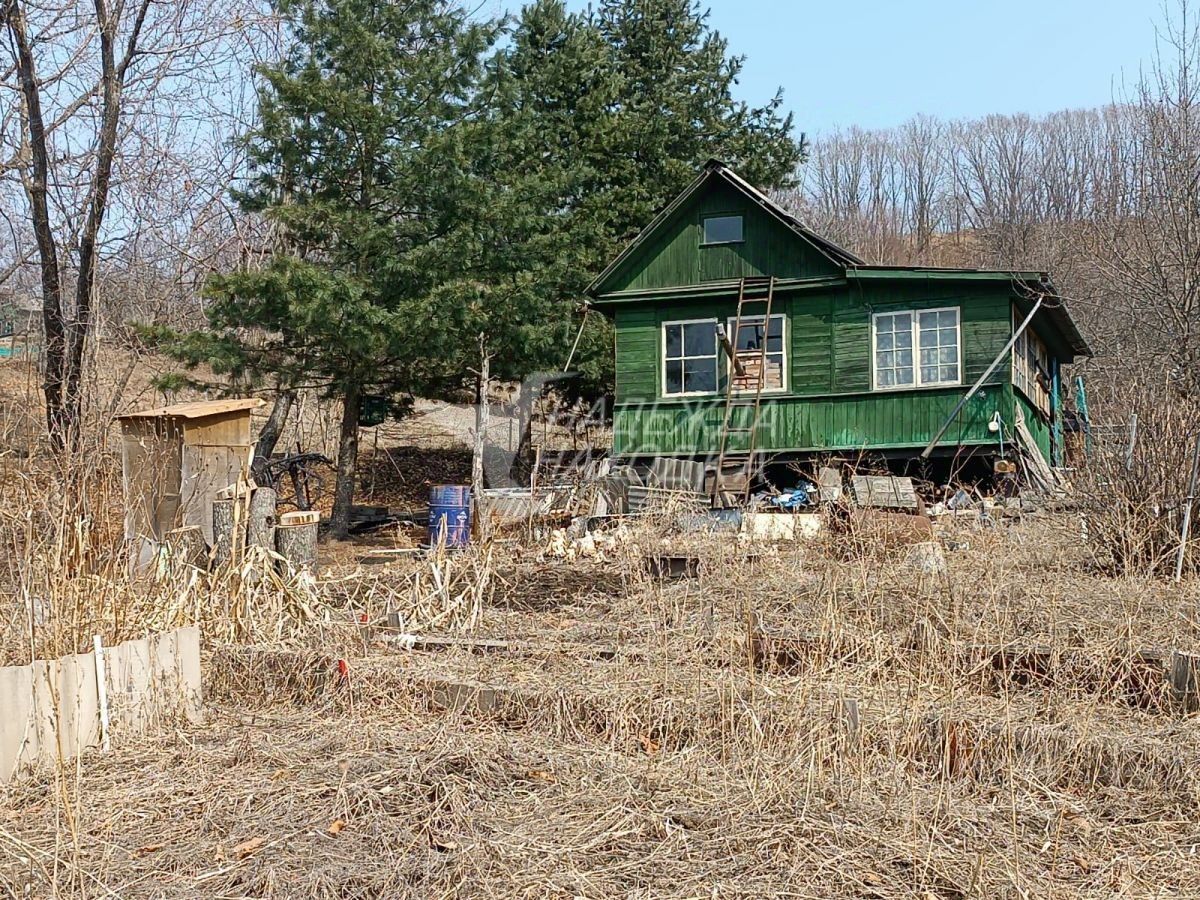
[{"left": 1074, "top": 382, "right": 1200, "bottom": 576}]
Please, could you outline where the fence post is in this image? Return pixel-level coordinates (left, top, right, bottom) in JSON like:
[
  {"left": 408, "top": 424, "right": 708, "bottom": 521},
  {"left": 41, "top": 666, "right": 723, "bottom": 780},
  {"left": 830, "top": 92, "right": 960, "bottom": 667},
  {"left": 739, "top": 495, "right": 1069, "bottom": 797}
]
[
  {"left": 93, "top": 635, "right": 110, "bottom": 752},
  {"left": 1174, "top": 432, "right": 1200, "bottom": 582}
]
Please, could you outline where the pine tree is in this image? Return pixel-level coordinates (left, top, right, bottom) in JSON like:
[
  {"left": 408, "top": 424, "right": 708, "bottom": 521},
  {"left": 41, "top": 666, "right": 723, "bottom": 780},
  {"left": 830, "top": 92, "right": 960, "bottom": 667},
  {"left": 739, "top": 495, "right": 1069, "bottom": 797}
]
[
  {"left": 484, "top": 0, "right": 806, "bottom": 401},
  {"left": 200, "top": 0, "right": 498, "bottom": 537}
]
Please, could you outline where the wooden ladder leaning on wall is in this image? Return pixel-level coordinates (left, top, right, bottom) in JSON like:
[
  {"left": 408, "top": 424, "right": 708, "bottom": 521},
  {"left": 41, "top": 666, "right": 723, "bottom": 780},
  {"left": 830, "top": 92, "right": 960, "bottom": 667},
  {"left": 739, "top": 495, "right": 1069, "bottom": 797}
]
[{"left": 711, "top": 275, "right": 776, "bottom": 508}]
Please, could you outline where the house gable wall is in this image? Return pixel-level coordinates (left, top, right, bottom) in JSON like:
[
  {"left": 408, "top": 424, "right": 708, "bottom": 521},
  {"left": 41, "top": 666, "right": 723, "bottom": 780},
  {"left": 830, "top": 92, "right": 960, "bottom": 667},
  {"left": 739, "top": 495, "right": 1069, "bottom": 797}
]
[{"left": 601, "top": 179, "right": 840, "bottom": 294}]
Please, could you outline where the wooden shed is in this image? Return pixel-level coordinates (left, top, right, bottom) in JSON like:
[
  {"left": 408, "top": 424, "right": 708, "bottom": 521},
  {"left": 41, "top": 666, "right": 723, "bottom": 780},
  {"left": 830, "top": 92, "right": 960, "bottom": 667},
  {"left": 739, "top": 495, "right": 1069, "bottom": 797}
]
[{"left": 118, "top": 399, "right": 263, "bottom": 557}]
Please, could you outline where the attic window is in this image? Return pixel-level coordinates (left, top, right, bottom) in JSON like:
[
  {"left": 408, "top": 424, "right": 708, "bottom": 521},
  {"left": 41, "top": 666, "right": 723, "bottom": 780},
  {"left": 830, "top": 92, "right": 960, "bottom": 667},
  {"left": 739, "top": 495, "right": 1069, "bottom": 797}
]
[{"left": 702, "top": 215, "right": 743, "bottom": 245}]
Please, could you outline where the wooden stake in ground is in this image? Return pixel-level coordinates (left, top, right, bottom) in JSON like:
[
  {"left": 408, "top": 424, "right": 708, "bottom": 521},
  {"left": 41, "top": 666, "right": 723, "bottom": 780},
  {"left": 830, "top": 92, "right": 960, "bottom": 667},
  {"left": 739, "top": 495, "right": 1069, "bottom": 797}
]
[
  {"left": 1174, "top": 431, "right": 1200, "bottom": 582},
  {"left": 472, "top": 335, "right": 492, "bottom": 543}
]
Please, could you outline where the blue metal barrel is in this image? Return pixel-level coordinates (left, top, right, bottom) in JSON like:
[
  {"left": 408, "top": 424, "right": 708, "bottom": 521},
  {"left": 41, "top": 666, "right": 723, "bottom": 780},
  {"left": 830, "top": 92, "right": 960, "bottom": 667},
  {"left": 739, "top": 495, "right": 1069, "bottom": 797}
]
[{"left": 428, "top": 484, "right": 471, "bottom": 548}]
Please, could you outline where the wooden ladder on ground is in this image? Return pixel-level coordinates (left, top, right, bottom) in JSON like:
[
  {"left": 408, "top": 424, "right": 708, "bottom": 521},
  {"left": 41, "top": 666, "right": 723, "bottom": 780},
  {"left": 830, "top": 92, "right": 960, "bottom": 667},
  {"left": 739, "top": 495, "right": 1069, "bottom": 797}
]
[{"left": 711, "top": 275, "right": 776, "bottom": 507}]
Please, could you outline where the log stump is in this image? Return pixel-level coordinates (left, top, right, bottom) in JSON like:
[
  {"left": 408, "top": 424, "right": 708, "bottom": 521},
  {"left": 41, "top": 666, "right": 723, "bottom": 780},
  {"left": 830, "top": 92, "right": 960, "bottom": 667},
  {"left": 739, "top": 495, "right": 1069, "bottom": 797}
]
[
  {"left": 276, "top": 521, "right": 318, "bottom": 574},
  {"left": 212, "top": 498, "right": 240, "bottom": 569}
]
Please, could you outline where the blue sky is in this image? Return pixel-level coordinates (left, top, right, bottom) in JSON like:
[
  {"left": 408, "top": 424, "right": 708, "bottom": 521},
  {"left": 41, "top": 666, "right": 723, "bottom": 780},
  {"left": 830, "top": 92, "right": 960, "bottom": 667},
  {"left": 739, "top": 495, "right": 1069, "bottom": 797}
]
[{"left": 545, "top": 0, "right": 1166, "bottom": 136}]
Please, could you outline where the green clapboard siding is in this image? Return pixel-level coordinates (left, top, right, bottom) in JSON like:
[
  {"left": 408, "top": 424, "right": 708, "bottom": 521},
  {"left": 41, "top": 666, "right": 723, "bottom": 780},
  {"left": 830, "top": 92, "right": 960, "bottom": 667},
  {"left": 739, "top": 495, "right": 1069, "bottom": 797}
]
[
  {"left": 603, "top": 180, "right": 839, "bottom": 293},
  {"left": 609, "top": 279, "right": 1020, "bottom": 454},
  {"left": 613, "top": 387, "right": 1003, "bottom": 456},
  {"left": 1014, "top": 389, "right": 1053, "bottom": 463}
]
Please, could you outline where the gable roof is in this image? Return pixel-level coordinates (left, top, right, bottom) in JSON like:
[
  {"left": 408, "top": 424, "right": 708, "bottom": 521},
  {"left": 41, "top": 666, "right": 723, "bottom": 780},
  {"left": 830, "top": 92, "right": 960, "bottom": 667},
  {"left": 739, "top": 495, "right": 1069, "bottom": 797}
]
[{"left": 586, "top": 159, "right": 864, "bottom": 297}]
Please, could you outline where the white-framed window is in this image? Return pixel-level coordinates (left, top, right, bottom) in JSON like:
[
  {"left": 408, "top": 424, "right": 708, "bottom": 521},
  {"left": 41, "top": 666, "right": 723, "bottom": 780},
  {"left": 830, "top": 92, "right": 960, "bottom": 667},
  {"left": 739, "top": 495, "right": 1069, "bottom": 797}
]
[
  {"left": 872, "top": 307, "right": 961, "bottom": 390},
  {"left": 727, "top": 314, "right": 786, "bottom": 392},
  {"left": 1013, "top": 311, "right": 1051, "bottom": 414},
  {"left": 702, "top": 214, "right": 744, "bottom": 245},
  {"left": 662, "top": 318, "right": 719, "bottom": 396}
]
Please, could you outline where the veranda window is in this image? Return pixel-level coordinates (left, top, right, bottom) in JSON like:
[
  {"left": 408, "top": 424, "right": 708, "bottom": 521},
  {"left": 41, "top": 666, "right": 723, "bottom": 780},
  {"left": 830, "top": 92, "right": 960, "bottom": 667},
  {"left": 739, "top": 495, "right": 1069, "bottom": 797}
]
[
  {"left": 1013, "top": 314, "right": 1051, "bottom": 414},
  {"left": 873, "top": 307, "right": 961, "bottom": 389}
]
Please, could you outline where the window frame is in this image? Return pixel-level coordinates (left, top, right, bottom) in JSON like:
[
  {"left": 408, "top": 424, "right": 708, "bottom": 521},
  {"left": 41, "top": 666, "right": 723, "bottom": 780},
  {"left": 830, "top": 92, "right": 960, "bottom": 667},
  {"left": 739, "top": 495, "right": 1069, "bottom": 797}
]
[
  {"left": 661, "top": 317, "right": 720, "bottom": 398},
  {"left": 871, "top": 306, "right": 963, "bottom": 391},
  {"left": 700, "top": 213, "right": 745, "bottom": 246},
  {"left": 1012, "top": 308, "right": 1051, "bottom": 415},
  {"left": 725, "top": 313, "right": 788, "bottom": 394}
]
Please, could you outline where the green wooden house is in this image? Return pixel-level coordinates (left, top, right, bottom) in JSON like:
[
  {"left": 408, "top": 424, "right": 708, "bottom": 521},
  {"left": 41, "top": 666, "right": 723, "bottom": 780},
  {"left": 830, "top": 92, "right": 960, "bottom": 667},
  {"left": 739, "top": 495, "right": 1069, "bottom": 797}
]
[{"left": 586, "top": 160, "right": 1090, "bottom": 475}]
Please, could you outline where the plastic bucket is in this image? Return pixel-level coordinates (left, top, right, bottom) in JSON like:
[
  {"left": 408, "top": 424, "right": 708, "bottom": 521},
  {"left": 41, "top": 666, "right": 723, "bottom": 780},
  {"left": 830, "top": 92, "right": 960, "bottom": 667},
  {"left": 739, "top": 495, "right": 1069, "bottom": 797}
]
[{"left": 428, "top": 484, "right": 471, "bottom": 548}]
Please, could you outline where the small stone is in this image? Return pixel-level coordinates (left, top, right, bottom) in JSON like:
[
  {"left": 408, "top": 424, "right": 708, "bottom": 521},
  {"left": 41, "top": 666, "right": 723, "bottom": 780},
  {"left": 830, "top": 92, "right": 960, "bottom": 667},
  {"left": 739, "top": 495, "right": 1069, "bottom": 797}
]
[{"left": 903, "top": 541, "right": 947, "bottom": 575}]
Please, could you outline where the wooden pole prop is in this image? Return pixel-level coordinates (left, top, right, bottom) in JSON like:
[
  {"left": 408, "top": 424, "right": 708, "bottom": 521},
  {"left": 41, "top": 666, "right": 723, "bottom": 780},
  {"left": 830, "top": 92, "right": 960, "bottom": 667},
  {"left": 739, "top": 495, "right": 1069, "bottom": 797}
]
[{"left": 473, "top": 335, "right": 492, "bottom": 543}]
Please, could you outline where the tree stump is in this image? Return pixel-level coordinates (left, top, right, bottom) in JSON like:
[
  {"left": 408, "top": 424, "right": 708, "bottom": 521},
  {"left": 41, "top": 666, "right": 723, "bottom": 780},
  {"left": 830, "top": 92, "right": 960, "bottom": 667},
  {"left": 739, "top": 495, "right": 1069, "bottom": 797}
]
[
  {"left": 247, "top": 487, "right": 278, "bottom": 551},
  {"left": 165, "top": 525, "right": 208, "bottom": 571},
  {"left": 212, "top": 498, "right": 240, "bottom": 569},
  {"left": 276, "top": 522, "right": 318, "bottom": 574},
  {"left": 244, "top": 487, "right": 278, "bottom": 584}
]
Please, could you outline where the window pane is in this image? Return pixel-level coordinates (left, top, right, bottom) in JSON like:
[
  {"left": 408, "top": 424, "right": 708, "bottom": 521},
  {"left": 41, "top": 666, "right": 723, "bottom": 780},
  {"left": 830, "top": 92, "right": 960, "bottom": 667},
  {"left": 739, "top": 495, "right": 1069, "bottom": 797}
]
[
  {"left": 897, "top": 349, "right": 912, "bottom": 367},
  {"left": 878, "top": 332, "right": 894, "bottom": 351},
  {"left": 939, "top": 310, "right": 956, "bottom": 327},
  {"left": 920, "top": 348, "right": 937, "bottom": 366},
  {"left": 894, "top": 367, "right": 914, "bottom": 385},
  {"left": 683, "top": 322, "right": 714, "bottom": 356},
  {"left": 703, "top": 215, "right": 744, "bottom": 244},
  {"left": 684, "top": 359, "right": 716, "bottom": 393},
  {"left": 939, "top": 327, "right": 956, "bottom": 346},
  {"left": 878, "top": 351, "right": 894, "bottom": 368},
  {"left": 665, "top": 360, "right": 683, "bottom": 394},
  {"left": 665, "top": 325, "right": 682, "bottom": 358},
  {"left": 766, "top": 320, "right": 784, "bottom": 352},
  {"left": 921, "top": 366, "right": 939, "bottom": 383},
  {"left": 879, "top": 369, "right": 895, "bottom": 387},
  {"left": 939, "top": 347, "right": 956, "bottom": 364},
  {"left": 734, "top": 321, "right": 764, "bottom": 352},
  {"left": 895, "top": 329, "right": 912, "bottom": 349},
  {"left": 940, "top": 365, "right": 959, "bottom": 382}
]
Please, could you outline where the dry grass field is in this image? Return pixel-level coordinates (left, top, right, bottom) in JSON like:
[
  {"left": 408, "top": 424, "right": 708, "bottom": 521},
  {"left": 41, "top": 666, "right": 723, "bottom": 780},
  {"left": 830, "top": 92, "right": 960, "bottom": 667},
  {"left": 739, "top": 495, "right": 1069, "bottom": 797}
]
[{"left": 4, "top": 501, "right": 1200, "bottom": 898}]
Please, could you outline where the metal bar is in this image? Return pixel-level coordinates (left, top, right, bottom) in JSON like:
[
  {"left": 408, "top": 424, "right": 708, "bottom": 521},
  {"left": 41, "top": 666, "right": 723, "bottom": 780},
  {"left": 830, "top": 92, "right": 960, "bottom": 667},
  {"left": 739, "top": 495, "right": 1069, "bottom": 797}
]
[
  {"left": 1125, "top": 413, "right": 1138, "bottom": 472},
  {"left": 562, "top": 308, "right": 590, "bottom": 372},
  {"left": 920, "top": 295, "right": 1044, "bottom": 460},
  {"left": 1174, "top": 432, "right": 1200, "bottom": 582},
  {"left": 716, "top": 324, "right": 745, "bottom": 376},
  {"left": 712, "top": 278, "right": 748, "bottom": 506},
  {"left": 744, "top": 276, "right": 775, "bottom": 502}
]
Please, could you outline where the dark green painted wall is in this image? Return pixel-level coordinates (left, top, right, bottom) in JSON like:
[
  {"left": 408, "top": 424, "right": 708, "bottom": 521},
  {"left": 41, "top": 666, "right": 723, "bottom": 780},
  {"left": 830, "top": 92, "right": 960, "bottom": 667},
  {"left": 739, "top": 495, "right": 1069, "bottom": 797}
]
[
  {"left": 614, "top": 388, "right": 1004, "bottom": 456},
  {"left": 610, "top": 278, "right": 1038, "bottom": 456},
  {"left": 603, "top": 181, "right": 840, "bottom": 293}
]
